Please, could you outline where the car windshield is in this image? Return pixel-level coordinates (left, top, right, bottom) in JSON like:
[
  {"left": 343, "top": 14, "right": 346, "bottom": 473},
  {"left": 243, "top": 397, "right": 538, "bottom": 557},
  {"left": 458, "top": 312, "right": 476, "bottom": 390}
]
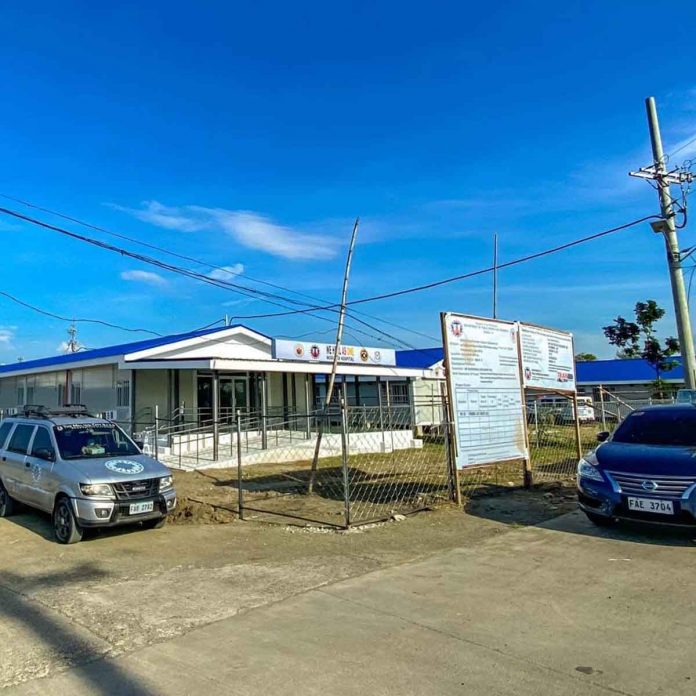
[
  {"left": 612, "top": 409, "right": 696, "bottom": 447},
  {"left": 53, "top": 422, "right": 140, "bottom": 459}
]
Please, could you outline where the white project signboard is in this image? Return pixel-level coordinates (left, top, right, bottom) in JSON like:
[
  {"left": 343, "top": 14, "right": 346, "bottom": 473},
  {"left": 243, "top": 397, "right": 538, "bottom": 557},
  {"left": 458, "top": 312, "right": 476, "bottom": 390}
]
[
  {"left": 272, "top": 339, "right": 396, "bottom": 367},
  {"left": 519, "top": 324, "right": 575, "bottom": 392},
  {"left": 442, "top": 313, "right": 528, "bottom": 469}
]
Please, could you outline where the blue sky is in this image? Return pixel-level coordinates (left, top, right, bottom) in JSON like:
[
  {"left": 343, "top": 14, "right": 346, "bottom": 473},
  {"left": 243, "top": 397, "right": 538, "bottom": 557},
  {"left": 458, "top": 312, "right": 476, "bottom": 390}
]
[{"left": 1, "top": 1, "right": 696, "bottom": 362}]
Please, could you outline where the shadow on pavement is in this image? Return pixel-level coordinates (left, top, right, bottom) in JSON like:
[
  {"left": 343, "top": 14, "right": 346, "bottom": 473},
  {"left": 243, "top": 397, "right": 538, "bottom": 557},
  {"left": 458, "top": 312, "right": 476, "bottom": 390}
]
[
  {"left": 464, "top": 485, "right": 696, "bottom": 548},
  {"left": 0, "top": 563, "right": 156, "bottom": 694},
  {"left": 539, "top": 509, "right": 696, "bottom": 548},
  {"left": 3, "top": 507, "right": 160, "bottom": 544}
]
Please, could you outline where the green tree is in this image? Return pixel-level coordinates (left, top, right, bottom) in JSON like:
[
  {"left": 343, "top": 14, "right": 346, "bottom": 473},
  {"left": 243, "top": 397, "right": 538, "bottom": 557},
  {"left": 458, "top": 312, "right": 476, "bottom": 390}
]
[
  {"left": 603, "top": 300, "right": 679, "bottom": 398},
  {"left": 574, "top": 352, "right": 597, "bottom": 362}
]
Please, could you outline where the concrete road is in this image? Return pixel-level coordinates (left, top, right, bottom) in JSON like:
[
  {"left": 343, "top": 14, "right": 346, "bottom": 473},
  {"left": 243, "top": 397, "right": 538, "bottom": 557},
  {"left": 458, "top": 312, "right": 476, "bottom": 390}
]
[{"left": 2, "top": 509, "right": 695, "bottom": 696}]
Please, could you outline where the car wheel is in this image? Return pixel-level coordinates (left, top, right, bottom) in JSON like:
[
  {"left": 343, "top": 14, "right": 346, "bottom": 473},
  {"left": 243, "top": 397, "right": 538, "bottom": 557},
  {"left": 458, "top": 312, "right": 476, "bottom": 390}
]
[
  {"left": 143, "top": 516, "right": 167, "bottom": 530},
  {"left": 584, "top": 511, "right": 615, "bottom": 527},
  {"left": 0, "top": 481, "right": 16, "bottom": 517},
  {"left": 53, "top": 497, "right": 83, "bottom": 544}
]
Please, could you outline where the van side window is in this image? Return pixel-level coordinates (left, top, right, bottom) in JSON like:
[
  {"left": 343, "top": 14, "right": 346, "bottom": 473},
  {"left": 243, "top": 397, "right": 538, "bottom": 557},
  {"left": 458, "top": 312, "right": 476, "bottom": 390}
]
[
  {"left": 7, "top": 424, "right": 35, "bottom": 455},
  {"left": 0, "top": 422, "right": 13, "bottom": 449},
  {"left": 31, "top": 427, "right": 53, "bottom": 455}
]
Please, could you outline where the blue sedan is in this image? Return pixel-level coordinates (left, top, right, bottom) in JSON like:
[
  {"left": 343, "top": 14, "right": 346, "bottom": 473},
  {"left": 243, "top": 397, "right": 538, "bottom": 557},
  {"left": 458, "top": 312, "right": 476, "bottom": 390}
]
[{"left": 577, "top": 405, "right": 696, "bottom": 526}]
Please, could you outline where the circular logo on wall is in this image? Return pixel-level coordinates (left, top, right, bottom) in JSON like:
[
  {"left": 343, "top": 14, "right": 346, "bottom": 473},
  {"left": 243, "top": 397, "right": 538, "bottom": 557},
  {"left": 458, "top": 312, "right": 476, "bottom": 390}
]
[
  {"left": 360, "top": 348, "right": 369, "bottom": 362},
  {"left": 294, "top": 344, "right": 305, "bottom": 357},
  {"left": 451, "top": 320, "right": 463, "bottom": 337},
  {"left": 310, "top": 344, "right": 321, "bottom": 359},
  {"left": 374, "top": 350, "right": 381, "bottom": 362},
  {"left": 105, "top": 459, "right": 145, "bottom": 475}
]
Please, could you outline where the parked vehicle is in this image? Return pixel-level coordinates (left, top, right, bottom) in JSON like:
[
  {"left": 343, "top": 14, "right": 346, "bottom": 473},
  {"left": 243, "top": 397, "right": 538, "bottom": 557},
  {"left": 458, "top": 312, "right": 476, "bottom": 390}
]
[
  {"left": 557, "top": 397, "right": 595, "bottom": 424},
  {"left": 577, "top": 405, "right": 696, "bottom": 527},
  {"left": 676, "top": 389, "right": 696, "bottom": 404},
  {"left": 0, "top": 405, "right": 176, "bottom": 544}
]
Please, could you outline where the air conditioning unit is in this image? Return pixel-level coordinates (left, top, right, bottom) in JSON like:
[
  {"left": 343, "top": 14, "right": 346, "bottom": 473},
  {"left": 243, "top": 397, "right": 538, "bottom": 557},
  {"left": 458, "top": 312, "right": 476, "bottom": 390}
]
[
  {"left": 6, "top": 407, "right": 18, "bottom": 416},
  {"left": 103, "top": 410, "right": 118, "bottom": 421}
]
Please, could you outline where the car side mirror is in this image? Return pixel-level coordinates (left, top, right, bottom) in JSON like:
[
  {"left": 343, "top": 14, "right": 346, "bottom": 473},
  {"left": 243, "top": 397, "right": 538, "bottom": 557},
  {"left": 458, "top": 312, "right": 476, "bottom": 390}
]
[
  {"left": 596, "top": 431, "right": 610, "bottom": 443},
  {"left": 134, "top": 439, "right": 145, "bottom": 450},
  {"left": 34, "top": 447, "right": 55, "bottom": 462}
]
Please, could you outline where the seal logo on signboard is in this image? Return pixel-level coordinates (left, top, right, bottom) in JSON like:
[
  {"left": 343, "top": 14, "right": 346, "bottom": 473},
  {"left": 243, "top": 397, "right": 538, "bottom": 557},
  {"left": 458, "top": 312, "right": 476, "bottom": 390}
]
[
  {"left": 310, "top": 345, "right": 321, "bottom": 359},
  {"left": 105, "top": 459, "right": 145, "bottom": 475},
  {"left": 294, "top": 344, "right": 305, "bottom": 358},
  {"left": 360, "top": 348, "right": 369, "bottom": 362},
  {"left": 374, "top": 350, "right": 381, "bottom": 362},
  {"left": 451, "top": 320, "right": 463, "bottom": 337}
]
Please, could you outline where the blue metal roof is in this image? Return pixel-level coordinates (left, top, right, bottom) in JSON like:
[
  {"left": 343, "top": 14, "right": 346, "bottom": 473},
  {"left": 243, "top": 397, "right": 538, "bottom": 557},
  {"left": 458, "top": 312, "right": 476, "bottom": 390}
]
[
  {"left": 0, "top": 325, "right": 257, "bottom": 374},
  {"left": 395, "top": 347, "right": 685, "bottom": 384},
  {"left": 395, "top": 347, "right": 444, "bottom": 369},
  {"left": 575, "top": 357, "right": 683, "bottom": 384}
]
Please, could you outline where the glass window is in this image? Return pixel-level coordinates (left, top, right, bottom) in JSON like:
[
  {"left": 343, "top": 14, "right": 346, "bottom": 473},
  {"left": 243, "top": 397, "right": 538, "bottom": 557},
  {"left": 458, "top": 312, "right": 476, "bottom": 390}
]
[
  {"left": 116, "top": 380, "right": 130, "bottom": 408},
  {"left": 8, "top": 424, "right": 35, "bottom": 454},
  {"left": 0, "top": 422, "right": 13, "bottom": 449},
  {"left": 612, "top": 409, "right": 696, "bottom": 447},
  {"left": 53, "top": 422, "right": 139, "bottom": 460},
  {"left": 31, "top": 427, "right": 53, "bottom": 455}
]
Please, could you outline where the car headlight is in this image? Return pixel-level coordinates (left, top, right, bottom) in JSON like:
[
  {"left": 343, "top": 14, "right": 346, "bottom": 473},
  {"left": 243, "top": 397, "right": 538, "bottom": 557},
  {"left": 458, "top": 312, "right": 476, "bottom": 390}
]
[
  {"left": 80, "top": 483, "right": 114, "bottom": 497},
  {"left": 577, "top": 458, "right": 604, "bottom": 482},
  {"left": 159, "top": 475, "right": 173, "bottom": 492}
]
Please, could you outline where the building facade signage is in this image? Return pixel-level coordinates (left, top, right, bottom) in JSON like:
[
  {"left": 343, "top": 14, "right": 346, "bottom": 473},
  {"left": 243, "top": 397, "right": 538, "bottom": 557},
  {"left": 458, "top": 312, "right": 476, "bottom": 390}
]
[{"left": 272, "top": 340, "right": 396, "bottom": 366}]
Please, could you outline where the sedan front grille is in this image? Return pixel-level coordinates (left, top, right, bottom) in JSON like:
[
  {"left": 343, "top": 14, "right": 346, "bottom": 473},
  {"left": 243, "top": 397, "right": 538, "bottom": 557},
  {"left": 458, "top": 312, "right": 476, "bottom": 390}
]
[
  {"left": 607, "top": 471, "right": 696, "bottom": 499},
  {"left": 112, "top": 479, "right": 158, "bottom": 500}
]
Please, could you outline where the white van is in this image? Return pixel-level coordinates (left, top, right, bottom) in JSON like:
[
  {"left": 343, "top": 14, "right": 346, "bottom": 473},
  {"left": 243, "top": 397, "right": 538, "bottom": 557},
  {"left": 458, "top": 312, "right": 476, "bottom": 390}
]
[{"left": 557, "top": 397, "right": 595, "bottom": 424}]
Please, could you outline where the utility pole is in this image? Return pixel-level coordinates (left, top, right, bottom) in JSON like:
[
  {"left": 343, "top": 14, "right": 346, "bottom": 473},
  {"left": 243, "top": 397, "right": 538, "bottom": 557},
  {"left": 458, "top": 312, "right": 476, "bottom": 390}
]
[
  {"left": 630, "top": 97, "right": 696, "bottom": 389},
  {"left": 492, "top": 233, "right": 498, "bottom": 319},
  {"left": 308, "top": 217, "right": 360, "bottom": 493}
]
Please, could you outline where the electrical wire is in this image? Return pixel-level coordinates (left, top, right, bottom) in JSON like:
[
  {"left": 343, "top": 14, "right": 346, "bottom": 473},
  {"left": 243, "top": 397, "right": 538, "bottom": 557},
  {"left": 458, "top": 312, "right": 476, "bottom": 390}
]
[
  {"left": 230, "top": 215, "right": 663, "bottom": 319},
  {"left": 0, "top": 290, "right": 163, "bottom": 336},
  {"left": 0, "top": 193, "right": 439, "bottom": 343},
  {"left": 0, "top": 206, "right": 440, "bottom": 355},
  {"left": 667, "top": 134, "right": 696, "bottom": 160}
]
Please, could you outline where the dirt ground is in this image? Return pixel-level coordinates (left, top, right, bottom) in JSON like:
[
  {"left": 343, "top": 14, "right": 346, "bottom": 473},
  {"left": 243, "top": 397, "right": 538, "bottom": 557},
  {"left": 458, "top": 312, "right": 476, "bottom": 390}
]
[{"left": 168, "top": 461, "right": 576, "bottom": 528}]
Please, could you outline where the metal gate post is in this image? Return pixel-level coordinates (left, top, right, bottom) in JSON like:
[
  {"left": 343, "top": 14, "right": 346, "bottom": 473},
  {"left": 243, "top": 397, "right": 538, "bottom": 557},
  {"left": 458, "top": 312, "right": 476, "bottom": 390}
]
[
  {"left": 261, "top": 372, "right": 268, "bottom": 450},
  {"left": 212, "top": 370, "right": 220, "bottom": 461},
  {"left": 236, "top": 409, "right": 244, "bottom": 520},
  {"left": 377, "top": 377, "right": 386, "bottom": 452},
  {"left": 599, "top": 385, "right": 607, "bottom": 431},
  {"left": 154, "top": 404, "right": 160, "bottom": 461},
  {"left": 340, "top": 397, "right": 351, "bottom": 529}
]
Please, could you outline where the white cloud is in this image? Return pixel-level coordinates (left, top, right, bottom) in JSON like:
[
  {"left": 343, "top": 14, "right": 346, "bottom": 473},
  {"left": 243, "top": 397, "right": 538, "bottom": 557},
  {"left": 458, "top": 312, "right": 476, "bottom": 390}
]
[
  {"left": 115, "top": 201, "right": 338, "bottom": 260},
  {"left": 0, "top": 327, "right": 15, "bottom": 346},
  {"left": 120, "top": 270, "right": 167, "bottom": 286},
  {"left": 208, "top": 263, "right": 244, "bottom": 281},
  {"left": 111, "top": 201, "right": 211, "bottom": 232}
]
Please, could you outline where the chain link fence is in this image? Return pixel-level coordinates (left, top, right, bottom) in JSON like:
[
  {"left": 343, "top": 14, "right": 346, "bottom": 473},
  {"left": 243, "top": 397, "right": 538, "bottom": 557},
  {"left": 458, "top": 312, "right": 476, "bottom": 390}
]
[{"left": 231, "top": 404, "right": 454, "bottom": 527}]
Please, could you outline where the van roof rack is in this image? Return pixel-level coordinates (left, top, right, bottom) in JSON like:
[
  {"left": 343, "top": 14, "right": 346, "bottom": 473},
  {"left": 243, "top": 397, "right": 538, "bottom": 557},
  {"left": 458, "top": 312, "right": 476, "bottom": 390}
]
[{"left": 21, "top": 404, "right": 94, "bottom": 419}]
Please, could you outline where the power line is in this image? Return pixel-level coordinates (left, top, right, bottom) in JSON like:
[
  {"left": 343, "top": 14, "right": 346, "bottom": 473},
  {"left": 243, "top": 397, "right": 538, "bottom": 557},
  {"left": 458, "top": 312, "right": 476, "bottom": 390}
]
[
  {"left": 231, "top": 214, "right": 662, "bottom": 319},
  {"left": 0, "top": 206, "right": 435, "bottom": 352},
  {"left": 0, "top": 194, "right": 440, "bottom": 344},
  {"left": 667, "top": 134, "right": 696, "bottom": 160},
  {"left": 0, "top": 290, "right": 163, "bottom": 336}
]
